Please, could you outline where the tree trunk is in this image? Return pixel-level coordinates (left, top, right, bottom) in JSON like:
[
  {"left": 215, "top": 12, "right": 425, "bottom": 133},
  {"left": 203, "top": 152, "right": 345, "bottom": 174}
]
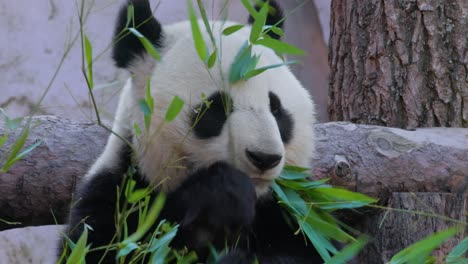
[
  {"left": 1, "top": 116, "right": 467, "bottom": 230},
  {"left": 357, "top": 193, "right": 467, "bottom": 263},
  {"left": 329, "top": 0, "right": 468, "bottom": 129}
]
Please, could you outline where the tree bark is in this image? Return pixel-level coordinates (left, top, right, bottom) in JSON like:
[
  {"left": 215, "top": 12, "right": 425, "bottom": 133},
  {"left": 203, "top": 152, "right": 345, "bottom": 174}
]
[
  {"left": 1, "top": 116, "right": 467, "bottom": 229},
  {"left": 329, "top": 0, "right": 468, "bottom": 128}
]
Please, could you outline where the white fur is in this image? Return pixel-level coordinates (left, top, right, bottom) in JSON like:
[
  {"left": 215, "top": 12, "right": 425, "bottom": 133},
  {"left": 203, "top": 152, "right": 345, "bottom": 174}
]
[{"left": 92, "top": 20, "right": 316, "bottom": 196}]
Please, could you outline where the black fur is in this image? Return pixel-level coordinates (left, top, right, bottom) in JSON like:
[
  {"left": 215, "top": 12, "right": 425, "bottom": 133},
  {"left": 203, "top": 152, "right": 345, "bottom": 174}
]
[
  {"left": 192, "top": 92, "right": 233, "bottom": 139},
  {"left": 112, "top": 0, "right": 163, "bottom": 68},
  {"left": 248, "top": 0, "right": 284, "bottom": 40},
  {"left": 269, "top": 92, "right": 294, "bottom": 143},
  {"left": 59, "top": 143, "right": 320, "bottom": 263}
]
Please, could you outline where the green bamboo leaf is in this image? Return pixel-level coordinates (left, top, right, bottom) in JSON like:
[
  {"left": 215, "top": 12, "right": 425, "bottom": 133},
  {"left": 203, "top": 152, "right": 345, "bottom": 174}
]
[
  {"left": 446, "top": 237, "right": 468, "bottom": 263},
  {"left": 314, "top": 187, "right": 377, "bottom": 204},
  {"left": 207, "top": 49, "right": 217, "bottom": 69},
  {"left": 165, "top": 96, "right": 185, "bottom": 122},
  {"left": 123, "top": 193, "right": 166, "bottom": 244},
  {"left": 300, "top": 222, "right": 333, "bottom": 261},
  {"left": 304, "top": 211, "right": 354, "bottom": 242},
  {"left": 66, "top": 227, "right": 89, "bottom": 264},
  {"left": 255, "top": 38, "right": 306, "bottom": 56},
  {"left": 249, "top": 2, "right": 268, "bottom": 43},
  {"left": 0, "top": 134, "right": 7, "bottom": 148},
  {"left": 325, "top": 237, "right": 369, "bottom": 264},
  {"left": 0, "top": 108, "right": 23, "bottom": 130},
  {"left": 283, "top": 165, "right": 310, "bottom": 173},
  {"left": 138, "top": 99, "right": 152, "bottom": 129},
  {"left": 240, "top": 0, "right": 258, "bottom": 19},
  {"left": 117, "top": 242, "right": 139, "bottom": 258},
  {"left": 222, "top": 24, "right": 245, "bottom": 36},
  {"left": 148, "top": 223, "right": 178, "bottom": 252},
  {"left": 134, "top": 122, "right": 141, "bottom": 137},
  {"left": 196, "top": 0, "right": 215, "bottom": 44},
  {"left": 276, "top": 179, "right": 328, "bottom": 190},
  {"left": 127, "top": 189, "right": 149, "bottom": 204},
  {"left": 84, "top": 35, "right": 94, "bottom": 89},
  {"left": 229, "top": 42, "right": 259, "bottom": 83},
  {"left": 243, "top": 60, "right": 300, "bottom": 80},
  {"left": 146, "top": 77, "right": 154, "bottom": 110},
  {"left": 390, "top": 227, "right": 460, "bottom": 264},
  {"left": 187, "top": 0, "right": 207, "bottom": 62},
  {"left": 128, "top": 27, "right": 161, "bottom": 61},
  {"left": 126, "top": 4, "right": 134, "bottom": 27},
  {"left": 1, "top": 124, "right": 30, "bottom": 172},
  {"left": 269, "top": 26, "right": 284, "bottom": 37},
  {"left": 8, "top": 140, "right": 42, "bottom": 166}
]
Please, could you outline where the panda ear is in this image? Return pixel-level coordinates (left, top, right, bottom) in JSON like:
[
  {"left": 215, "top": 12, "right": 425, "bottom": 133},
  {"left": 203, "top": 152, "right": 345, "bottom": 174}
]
[
  {"left": 112, "top": 0, "right": 163, "bottom": 69},
  {"left": 247, "top": 0, "right": 284, "bottom": 40}
]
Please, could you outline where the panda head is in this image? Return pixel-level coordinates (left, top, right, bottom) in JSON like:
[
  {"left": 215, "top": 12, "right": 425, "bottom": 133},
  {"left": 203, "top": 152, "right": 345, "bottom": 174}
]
[{"left": 111, "top": 0, "right": 315, "bottom": 196}]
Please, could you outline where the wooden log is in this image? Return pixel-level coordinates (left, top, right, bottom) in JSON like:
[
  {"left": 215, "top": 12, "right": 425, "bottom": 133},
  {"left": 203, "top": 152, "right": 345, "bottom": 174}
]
[{"left": 0, "top": 116, "right": 467, "bottom": 228}]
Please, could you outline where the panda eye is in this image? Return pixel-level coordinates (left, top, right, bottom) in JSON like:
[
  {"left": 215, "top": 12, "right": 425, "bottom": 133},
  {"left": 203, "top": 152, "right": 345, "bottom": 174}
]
[{"left": 269, "top": 92, "right": 282, "bottom": 116}]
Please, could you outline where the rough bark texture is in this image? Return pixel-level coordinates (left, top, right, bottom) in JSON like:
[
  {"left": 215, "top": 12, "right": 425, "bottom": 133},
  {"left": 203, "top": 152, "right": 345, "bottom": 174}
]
[
  {"left": 1, "top": 116, "right": 467, "bottom": 229},
  {"left": 329, "top": 0, "right": 468, "bottom": 128},
  {"left": 357, "top": 193, "right": 467, "bottom": 263}
]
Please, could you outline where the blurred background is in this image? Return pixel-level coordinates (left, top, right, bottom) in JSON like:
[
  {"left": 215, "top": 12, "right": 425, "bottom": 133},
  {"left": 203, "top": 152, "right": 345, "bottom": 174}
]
[{"left": 0, "top": 0, "right": 331, "bottom": 123}]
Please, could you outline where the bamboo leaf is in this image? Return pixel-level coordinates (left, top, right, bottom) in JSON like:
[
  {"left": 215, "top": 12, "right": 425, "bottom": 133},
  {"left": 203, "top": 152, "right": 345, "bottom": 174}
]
[
  {"left": 196, "top": 0, "right": 215, "bottom": 44},
  {"left": 0, "top": 134, "right": 7, "bottom": 148},
  {"left": 207, "top": 49, "right": 217, "bottom": 69},
  {"left": 314, "top": 187, "right": 377, "bottom": 205},
  {"left": 249, "top": 2, "right": 268, "bottom": 43},
  {"left": 240, "top": 0, "right": 258, "bottom": 19},
  {"left": 187, "top": 0, "right": 207, "bottom": 62},
  {"left": 222, "top": 24, "right": 245, "bottom": 36},
  {"left": 243, "top": 60, "right": 300, "bottom": 80},
  {"left": 9, "top": 140, "right": 42, "bottom": 165},
  {"left": 84, "top": 35, "right": 94, "bottom": 89},
  {"left": 117, "top": 242, "right": 139, "bottom": 258},
  {"left": 0, "top": 108, "right": 23, "bottom": 130},
  {"left": 1, "top": 124, "right": 30, "bottom": 172},
  {"left": 255, "top": 38, "right": 306, "bottom": 56},
  {"left": 165, "top": 96, "right": 185, "bottom": 122},
  {"left": 269, "top": 26, "right": 284, "bottom": 37},
  {"left": 126, "top": 4, "right": 134, "bottom": 27},
  {"left": 390, "top": 227, "right": 460, "bottom": 264},
  {"left": 127, "top": 189, "right": 149, "bottom": 204},
  {"left": 138, "top": 99, "right": 152, "bottom": 129},
  {"left": 66, "top": 227, "right": 89, "bottom": 264},
  {"left": 128, "top": 28, "right": 161, "bottom": 61},
  {"left": 123, "top": 193, "right": 166, "bottom": 244},
  {"left": 446, "top": 237, "right": 468, "bottom": 263},
  {"left": 325, "top": 237, "right": 369, "bottom": 264}
]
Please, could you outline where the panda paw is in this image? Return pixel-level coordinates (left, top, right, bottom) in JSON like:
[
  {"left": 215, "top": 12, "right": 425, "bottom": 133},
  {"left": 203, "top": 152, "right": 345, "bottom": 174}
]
[{"left": 173, "top": 162, "right": 256, "bottom": 246}]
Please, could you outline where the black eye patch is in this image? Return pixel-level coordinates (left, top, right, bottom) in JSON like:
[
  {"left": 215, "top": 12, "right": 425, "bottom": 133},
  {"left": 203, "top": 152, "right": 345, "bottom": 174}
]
[
  {"left": 191, "top": 92, "right": 233, "bottom": 139},
  {"left": 269, "top": 92, "right": 293, "bottom": 143}
]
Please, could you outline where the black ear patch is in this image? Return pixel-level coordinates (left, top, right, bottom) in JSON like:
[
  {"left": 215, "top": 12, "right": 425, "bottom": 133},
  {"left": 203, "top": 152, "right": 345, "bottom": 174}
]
[
  {"left": 113, "top": 0, "right": 163, "bottom": 68},
  {"left": 269, "top": 92, "right": 293, "bottom": 143},
  {"left": 191, "top": 92, "right": 233, "bottom": 139},
  {"left": 247, "top": 0, "right": 284, "bottom": 40}
]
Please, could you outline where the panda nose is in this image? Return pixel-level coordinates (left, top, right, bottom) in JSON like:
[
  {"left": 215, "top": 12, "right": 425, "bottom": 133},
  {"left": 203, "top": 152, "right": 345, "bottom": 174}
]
[{"left": 246, "top": 150, "right": 282, "bottom": 171}]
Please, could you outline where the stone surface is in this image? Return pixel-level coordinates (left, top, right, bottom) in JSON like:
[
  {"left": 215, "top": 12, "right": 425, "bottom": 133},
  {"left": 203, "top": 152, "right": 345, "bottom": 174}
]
[{"left": 0, "top": 225, "right": 63, "bottom": 264}]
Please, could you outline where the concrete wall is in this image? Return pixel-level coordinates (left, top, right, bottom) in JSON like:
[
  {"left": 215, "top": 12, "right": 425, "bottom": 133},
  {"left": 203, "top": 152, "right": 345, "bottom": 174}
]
[{"left": 0, "top": 0, "right": 331, "bottom": 122}]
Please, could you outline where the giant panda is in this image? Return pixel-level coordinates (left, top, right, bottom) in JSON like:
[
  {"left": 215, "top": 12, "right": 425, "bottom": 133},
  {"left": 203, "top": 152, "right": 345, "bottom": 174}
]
[{"left": 60, "top": 0, "right": 320, "bottom": 263}]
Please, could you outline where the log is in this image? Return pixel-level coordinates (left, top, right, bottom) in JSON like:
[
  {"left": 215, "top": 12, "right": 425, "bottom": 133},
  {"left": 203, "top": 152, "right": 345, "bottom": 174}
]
[{"left": 0, "top": 116, "right": 467, "bottom": 228}]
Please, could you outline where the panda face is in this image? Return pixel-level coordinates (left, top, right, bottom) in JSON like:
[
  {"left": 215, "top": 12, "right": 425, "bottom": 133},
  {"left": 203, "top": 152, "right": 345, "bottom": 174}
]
[
  {"left": 126, "top": 21, "right": 315, "bottom": 196},
  {"left": 187, "top": 88, "right": 292, "bottom": 194}
]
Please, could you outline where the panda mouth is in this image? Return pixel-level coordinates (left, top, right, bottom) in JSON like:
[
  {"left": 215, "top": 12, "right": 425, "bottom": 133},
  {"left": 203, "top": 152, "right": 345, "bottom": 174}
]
[{"left": 250, "top": 177, "right": 272, "bottom": 185}]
